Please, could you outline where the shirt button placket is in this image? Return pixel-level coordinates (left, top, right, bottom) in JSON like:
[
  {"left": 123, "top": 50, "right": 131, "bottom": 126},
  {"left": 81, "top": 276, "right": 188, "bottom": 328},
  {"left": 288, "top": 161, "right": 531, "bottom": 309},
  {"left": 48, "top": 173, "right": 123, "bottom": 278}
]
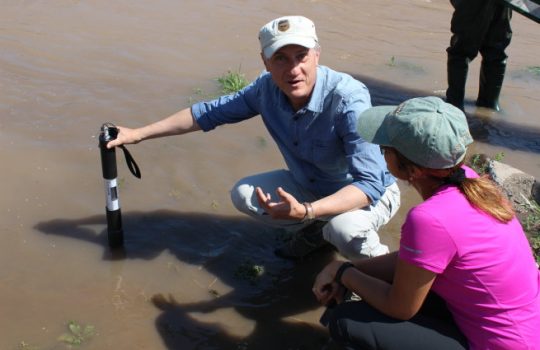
[{"left": 292, "top": 114, "right": 300, "bottom": 146}]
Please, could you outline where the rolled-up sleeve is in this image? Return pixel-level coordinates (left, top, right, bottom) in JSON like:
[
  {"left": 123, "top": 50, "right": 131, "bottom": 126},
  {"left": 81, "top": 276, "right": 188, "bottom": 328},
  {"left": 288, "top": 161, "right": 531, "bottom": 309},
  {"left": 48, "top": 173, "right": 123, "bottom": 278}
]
[
  {"left": 191, "top": 80, "right": 260, "bottom": 132},
  {"left": 339, "top": 98, "right": 389, "bottom": 204}
]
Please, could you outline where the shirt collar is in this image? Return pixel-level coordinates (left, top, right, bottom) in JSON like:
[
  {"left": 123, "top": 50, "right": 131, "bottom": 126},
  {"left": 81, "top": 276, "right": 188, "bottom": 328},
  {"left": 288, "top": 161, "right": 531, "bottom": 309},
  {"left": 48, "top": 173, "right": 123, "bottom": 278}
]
[{"left": 305, "top": 65, "right": 326, "bottom": 113}]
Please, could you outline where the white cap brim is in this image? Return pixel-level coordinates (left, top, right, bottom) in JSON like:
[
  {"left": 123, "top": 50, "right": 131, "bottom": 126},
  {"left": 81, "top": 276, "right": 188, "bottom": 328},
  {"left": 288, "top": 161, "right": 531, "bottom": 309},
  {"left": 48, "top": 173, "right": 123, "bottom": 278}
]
[{"left": 263, "top": 37, "right": 317, "bottom": 59}]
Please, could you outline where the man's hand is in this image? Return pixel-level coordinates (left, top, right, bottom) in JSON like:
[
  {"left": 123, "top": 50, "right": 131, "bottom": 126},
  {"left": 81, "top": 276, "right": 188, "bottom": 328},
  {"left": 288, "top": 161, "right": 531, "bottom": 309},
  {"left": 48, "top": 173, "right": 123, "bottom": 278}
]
[
  {"left": 255, "top": 186, "right": 306, "bottom": 221},
  {"left": 106, "top": 126, "right": 143, "bottom": 149}
]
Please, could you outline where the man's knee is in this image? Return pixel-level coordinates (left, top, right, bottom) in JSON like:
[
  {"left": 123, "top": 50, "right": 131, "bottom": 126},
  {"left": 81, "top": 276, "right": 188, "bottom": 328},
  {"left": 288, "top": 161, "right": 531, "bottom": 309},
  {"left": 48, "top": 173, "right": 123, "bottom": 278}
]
[
  {"left": 323, "top": 216, "right": 388, "bottom": 259},
  {"left": 230, "top": 181, "right": 255, "bottom": 213},
  {"left": 342, "top": 236, "right": 389, "bottom": 259}
]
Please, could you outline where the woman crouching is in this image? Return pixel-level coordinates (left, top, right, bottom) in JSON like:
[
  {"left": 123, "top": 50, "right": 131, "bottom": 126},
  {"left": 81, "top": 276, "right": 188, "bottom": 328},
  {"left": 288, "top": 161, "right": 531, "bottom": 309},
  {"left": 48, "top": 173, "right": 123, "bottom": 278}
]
[{"left": 313, "top": 96, "right": 540, "bottom": 349}]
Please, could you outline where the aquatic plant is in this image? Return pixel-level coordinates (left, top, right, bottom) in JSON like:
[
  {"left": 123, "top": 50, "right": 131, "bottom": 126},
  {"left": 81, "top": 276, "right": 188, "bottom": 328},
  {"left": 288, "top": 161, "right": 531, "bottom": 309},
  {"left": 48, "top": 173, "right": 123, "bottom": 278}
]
[
  {"left": 257, "top": 136, "right": 268, "bottom": 149},
  {"left": 188, "top": 67, "right": 249, "bottom": 103},
  {"left": 385, "top": 55, "right": 425, "bottom": 73},
  {"left": 57, "top": 321, "right": 95, "bottom": 347},
  {"left": 188, "top": 87, "right": 213, "bottom": 104},
  {"left": 217, "top": 68, "right": 249, "bottom": 94},
  {"left": 527, "top": 66, "right": 540, "bottom": 76},
  {"left": 234, "top": 259, "right": 265, "bottom": 284},
  {"left": 17, "top": 341, "right": 39, "bottom": 350}
]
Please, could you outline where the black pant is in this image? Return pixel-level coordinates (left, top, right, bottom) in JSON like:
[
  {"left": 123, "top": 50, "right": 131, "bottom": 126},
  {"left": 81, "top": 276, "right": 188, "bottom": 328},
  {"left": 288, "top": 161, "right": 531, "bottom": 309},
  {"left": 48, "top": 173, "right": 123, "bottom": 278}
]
[
  {"left": 324, "top": 293, "right": 468, "bottom": 350},
  {"left": 445, "top": 0, "right": 512, "bottom": 110},
  {"left": 447, "top": 0, "right": 512, "bottom": 62}
]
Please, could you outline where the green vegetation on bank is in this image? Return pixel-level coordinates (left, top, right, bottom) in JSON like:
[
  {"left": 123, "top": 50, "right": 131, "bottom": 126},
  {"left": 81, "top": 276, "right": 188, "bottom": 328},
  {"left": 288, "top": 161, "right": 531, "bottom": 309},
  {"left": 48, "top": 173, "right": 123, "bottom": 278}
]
[{"left": 519, "top": 196, "right": 540, "bottom": 265}]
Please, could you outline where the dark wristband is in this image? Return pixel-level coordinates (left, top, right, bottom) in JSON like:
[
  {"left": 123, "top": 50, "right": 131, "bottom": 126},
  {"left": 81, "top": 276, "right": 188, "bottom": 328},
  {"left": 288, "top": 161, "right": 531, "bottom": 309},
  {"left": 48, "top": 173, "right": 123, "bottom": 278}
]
[{"left": 335, "top": 262, "right": 355, "bottom": 286}]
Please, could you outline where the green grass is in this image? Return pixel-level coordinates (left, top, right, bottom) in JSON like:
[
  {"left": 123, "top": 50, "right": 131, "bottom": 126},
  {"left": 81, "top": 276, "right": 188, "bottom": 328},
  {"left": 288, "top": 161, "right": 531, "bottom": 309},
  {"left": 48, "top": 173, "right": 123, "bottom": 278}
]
[
  {"left": 387, "top": 56, "right": 396, "bottom": 67},
  {"left": 188, "top": 87, "right": 213, "bottom": 104},
  {"left": 385, "top": 55, "right": 425, "bottom": 73},
  {"left": 17, "top": 321, "right": 96, "bottom": 349},
  {"left": 234, "top": 259, "right": 265, "bottom": 284},
  {"left": 517, "top": 194, "right": 540, "bottom": 265},
  {"left": 467, "top": 152, "right": 504, "bottom": 175},
  {"left": 217, "top": 68, "right": 249, "bottom": 94},
  {"left": 530, "top": 236, "right": 540, "bottom": 266},
  {"left": 256, "top": 136, "right": 267, "bottom": 149},
  {"left": 58, "top": 321, "right": 95, "bottom": 347},
  {"left": 17, "top": 342, "right": 39, "bottom": 350},
  {"left": 188, "top": 67, "right": 249, "bottom": 104},
  {"left": 527, "top": 66, "right": 540, "bottom": 76}
]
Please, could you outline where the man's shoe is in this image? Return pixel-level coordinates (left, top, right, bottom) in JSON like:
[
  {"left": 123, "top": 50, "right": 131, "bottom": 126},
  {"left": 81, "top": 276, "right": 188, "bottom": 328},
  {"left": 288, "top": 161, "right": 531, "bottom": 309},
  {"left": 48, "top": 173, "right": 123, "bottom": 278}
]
[{"left": 274, "top": 221, "right": 328, "bottom": 260}]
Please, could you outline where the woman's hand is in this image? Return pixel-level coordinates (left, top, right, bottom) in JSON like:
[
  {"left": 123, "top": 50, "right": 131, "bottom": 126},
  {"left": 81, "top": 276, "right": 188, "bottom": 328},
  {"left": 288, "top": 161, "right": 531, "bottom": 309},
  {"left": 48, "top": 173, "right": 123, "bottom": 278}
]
[{"left": 313, "top": 260, "right": 348, "bottom": 306}]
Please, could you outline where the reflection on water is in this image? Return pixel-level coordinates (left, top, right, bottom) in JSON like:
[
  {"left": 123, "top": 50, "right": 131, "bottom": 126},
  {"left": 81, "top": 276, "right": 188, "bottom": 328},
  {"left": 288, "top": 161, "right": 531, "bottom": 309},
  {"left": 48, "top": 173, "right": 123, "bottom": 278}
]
[{"left": 1, "top": 0, "right": 540, "bottom": 348}]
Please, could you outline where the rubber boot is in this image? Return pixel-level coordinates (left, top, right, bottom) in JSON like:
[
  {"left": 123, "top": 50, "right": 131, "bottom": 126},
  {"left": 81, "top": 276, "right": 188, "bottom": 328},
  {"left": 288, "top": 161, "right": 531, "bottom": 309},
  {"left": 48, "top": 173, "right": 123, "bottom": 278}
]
[
  {"left": 446, "top": 55, "right": 470, "bottom": 111},
  {"left": 476, "top": 59, "right": 506, "bottom": 111}
]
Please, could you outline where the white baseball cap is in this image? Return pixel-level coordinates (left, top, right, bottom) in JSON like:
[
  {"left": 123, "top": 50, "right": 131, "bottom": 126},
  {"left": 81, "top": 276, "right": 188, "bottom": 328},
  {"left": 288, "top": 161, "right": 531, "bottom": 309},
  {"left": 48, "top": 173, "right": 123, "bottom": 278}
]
[{"left": 259, "top": 16, "right": 318, "bottom": 59}]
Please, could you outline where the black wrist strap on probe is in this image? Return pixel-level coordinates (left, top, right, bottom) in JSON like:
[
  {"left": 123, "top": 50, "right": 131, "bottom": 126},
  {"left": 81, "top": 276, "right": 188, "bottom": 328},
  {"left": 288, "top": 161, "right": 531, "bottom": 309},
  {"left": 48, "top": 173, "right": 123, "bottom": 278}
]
[{"left": 118, "top": 144, "right": 141, "bottom": 179}]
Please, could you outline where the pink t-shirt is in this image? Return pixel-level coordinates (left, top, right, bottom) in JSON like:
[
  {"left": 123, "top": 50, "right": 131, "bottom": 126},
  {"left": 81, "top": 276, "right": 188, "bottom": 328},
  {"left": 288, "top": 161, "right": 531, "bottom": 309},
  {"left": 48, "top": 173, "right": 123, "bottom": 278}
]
[{"left": 399, "top": 167, "right": 540, "bottom": 349}]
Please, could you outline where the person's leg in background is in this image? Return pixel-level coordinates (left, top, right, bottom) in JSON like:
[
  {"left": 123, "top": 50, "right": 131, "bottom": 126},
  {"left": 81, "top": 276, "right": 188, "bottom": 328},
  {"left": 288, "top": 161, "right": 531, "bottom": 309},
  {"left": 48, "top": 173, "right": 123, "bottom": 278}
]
[
  {"left": 446, "top": 0, "right": 493, "bottom": 111},
  {"left": 476, "top": 3, "right": 512, "bottom": 111}
]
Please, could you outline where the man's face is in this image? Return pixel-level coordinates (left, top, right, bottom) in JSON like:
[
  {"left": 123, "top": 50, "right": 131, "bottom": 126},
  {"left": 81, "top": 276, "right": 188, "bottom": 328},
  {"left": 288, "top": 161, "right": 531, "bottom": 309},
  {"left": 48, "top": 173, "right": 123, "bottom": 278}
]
[{"left": 262, "top": 44, "right": 320, "bottom": 111}]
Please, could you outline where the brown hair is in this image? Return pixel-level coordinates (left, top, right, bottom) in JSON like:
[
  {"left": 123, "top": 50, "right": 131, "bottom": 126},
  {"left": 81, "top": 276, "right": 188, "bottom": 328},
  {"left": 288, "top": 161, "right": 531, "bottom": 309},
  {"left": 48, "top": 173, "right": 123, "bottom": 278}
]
[{"left": 393, "top": 149, "right": 514, "bottom": 223}]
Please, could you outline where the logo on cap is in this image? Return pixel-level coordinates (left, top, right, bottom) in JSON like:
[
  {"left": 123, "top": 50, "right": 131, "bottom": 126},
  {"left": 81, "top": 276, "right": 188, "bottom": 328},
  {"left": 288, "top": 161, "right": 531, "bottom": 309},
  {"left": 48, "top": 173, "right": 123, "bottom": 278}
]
[{"left": 278, "top": 20, "right": 290, "bottom": 32}]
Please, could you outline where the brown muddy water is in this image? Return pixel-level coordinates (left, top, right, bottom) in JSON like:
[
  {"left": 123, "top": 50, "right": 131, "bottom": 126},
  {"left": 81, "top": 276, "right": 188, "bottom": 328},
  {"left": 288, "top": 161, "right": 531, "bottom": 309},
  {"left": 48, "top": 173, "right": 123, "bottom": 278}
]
[{"left": 1, "top": 1, "right": 539, "bottom": 349}]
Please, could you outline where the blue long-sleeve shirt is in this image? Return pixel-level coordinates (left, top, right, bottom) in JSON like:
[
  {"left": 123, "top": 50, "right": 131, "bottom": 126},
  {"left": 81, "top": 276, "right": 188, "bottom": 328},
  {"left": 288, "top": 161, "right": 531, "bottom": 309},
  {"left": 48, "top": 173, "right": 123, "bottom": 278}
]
[{"left": 191, "top": 65, "right": 395, "bottom": 203}]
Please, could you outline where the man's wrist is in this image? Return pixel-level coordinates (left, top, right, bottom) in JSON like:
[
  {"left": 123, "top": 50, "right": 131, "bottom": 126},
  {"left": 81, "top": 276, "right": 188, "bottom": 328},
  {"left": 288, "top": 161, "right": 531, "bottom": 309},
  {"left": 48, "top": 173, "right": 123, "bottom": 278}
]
[
  {"left": 302, "top": 202, "right": 315, "bottom": 222},
  {"left": 301, "top": 203, "right": 309, "bottom": 222}
]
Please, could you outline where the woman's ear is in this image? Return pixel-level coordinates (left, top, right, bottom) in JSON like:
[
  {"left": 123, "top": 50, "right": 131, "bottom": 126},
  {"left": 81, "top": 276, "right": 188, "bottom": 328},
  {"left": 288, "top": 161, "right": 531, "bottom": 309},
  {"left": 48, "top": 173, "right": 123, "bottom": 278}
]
[{"left": 407, "top": 165, "right": 425, "bottom": 182}]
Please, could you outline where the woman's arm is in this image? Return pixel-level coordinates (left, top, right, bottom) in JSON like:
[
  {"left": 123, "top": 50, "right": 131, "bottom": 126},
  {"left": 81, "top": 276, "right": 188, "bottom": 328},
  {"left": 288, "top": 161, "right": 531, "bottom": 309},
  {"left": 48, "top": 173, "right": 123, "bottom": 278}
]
[
  {"left": 314, "top": 256, "right": 436, "bottom": 320},
  {"left": 352, "top": 251, "right": 398, "bottom": 283}
]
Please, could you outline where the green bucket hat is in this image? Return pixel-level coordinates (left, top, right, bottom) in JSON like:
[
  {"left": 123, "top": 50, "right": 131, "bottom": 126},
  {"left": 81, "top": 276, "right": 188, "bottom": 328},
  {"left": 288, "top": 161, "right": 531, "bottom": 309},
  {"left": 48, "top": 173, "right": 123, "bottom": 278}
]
[{"left": 357, "top": 96, "right": 473, "bottom": 169}]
